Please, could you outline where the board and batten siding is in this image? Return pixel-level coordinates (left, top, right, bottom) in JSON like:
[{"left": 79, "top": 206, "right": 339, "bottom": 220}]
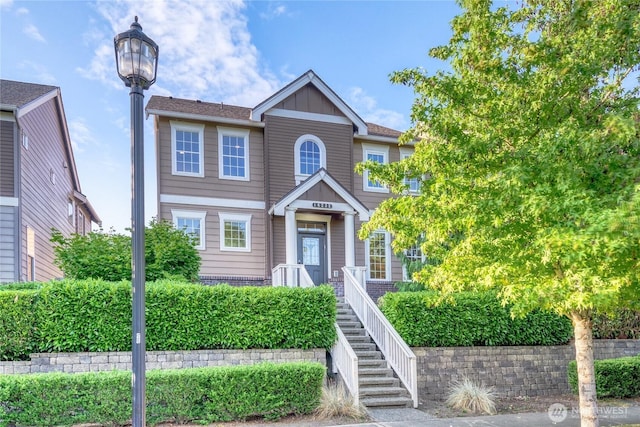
[
  {"left": 264, "top": 115, "right": 353, "bottom": 205},
  {"left": 275, "top": 84, "right": 344, "bottom": 116},
  {"left": 160, "top": 203, "right": 267, "bottom": 278},
  {"left": 0, "top": 119, "right": 15, "bottom": 197},
  {"left": 18, "top": 98, "right": 76, "bottom": 281},
  {"left": 155, "top": 117, "right": 264, "bottom": 201}
]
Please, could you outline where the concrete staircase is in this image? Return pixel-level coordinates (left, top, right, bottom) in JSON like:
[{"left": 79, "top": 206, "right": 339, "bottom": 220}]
[{"left": 336, "top": 298, "right": 413, "bottom": 408}]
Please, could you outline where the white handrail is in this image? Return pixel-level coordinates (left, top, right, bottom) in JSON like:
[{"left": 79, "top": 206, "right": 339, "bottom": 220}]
[
  {"left": 271, "top": 264, "right": 314, "bottom": 287},
  {"left": 342, "top": 266, "right": 418, "bottom": 408},
  {"left": 330, "top": 323, "right": 359, "bottom": 404}
]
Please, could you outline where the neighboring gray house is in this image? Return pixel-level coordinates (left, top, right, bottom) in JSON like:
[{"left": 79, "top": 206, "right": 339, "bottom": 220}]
[
  {"left": 147, "top": 70, "right": 418, "bottom": 294},
  {"left": 0, "top": 80, "right": 100, "bottom": 283}
]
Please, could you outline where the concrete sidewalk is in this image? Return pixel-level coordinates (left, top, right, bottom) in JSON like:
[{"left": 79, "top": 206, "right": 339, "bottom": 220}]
[{"left": 341, "top": 406, "right": 640, "bottom": 427}]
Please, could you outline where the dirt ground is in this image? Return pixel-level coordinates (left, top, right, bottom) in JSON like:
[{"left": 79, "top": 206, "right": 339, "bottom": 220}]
[{"left": 419, "top": 394, "right": 640, "bottom": 418}]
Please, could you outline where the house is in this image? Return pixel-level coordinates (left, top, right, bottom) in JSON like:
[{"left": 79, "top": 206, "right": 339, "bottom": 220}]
[
  {"left": 0, "top": 80, "right": 101, "bottom": 283},
  {"left": 147, "top": 70, "right": 419, "bottom": 296}
]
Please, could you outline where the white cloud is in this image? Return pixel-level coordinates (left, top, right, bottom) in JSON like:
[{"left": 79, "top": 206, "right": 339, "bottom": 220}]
[
  {"left": 68, "top": 118, "right": 100, "bottom": 152},
  {"left": 17, "top": 60, "right": 56, "bottom": 85},
  {"left": 82, "top": 0, "right": 282, "bottom": 107},
  {"left": 260, "top": 2, "right": 288, "bottom": 20},
  {"left": 348, "top": 87, "right": 407, "bottom": 131},
  {"left": 24, "top": 23, "right": 46, "bottom": 43},
  {"left": 0, "top": 0, "right": 13, "bottom": 9}
]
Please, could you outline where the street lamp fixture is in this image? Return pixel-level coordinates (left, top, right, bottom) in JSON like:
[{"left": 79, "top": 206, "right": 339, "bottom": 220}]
[{"left": 114, "top": 16, "right": 158, "bottom": 427}]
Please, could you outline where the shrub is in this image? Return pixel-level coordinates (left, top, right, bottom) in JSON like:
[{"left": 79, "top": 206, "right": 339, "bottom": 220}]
[
  {"left": 50, "top": 219, "right": 201, "bottom": 282},
  {"left": 445, "top": 377, "right": 496, "bottom": 415},
  {"left": 379, "top": 290, "right": 573, "bottom": 346},
  {"left": 0, "top": 280, "right": 336, "bottom": 359},
  {"left": 592, "top": 309, "right": 640, "bottom": 339},
  {"left": 568, "top": 355, "right": 640, "bottom": 398},
  {"left": 0, "top": 291, "right": 38, "bottom": 361},
  {"left": 0, "top": 362, "right": 325, "bottom": 426}
]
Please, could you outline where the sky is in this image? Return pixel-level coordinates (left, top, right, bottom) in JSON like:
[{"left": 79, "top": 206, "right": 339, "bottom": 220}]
[{"left": 0, "top": 0, "right": 462, "bottom": 233}]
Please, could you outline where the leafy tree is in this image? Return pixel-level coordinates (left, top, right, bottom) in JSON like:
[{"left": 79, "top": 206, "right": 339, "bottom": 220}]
[
  {"left": 358, "top": 1, "right": 639, "bottom": 426},
  {"left": 51, "top": 219, "right": 201, "bottom": 282}
]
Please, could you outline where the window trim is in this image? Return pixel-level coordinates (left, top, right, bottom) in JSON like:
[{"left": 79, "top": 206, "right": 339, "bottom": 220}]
[
  {"left": 365, "top": 230, "right": 391, "bottom": 281},
  {"left": 171, "top": 209, "right": 207, "bottom": 250},
  {"left": 399, "top": 147, "right": 419, "bottom": 194},
  {"left": 217, "top": 126, "right": 250, "bottom": 181},
  {"left": 294, "top": 134, "right": 326, "bottom": 185},
  {"left": 171, "top": 121, "right": 205, "bottom": 178},
  {"left": 362, "top": 143, "right": 389, "bottom": 193},
  {"left": 218, "top": 212, "right": 252, "bottom": 252},
  {"left": 402, "top": 243, "right": 426, "bottom": 281}
]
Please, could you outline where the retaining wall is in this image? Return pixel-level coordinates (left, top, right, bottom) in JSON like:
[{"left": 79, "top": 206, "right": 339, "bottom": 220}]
[
  {"left": 0, "top": 348, "right": 326, "bottom": 375},
  {"left": 414, "top": 339, "right": 640, "bottom": 399}
]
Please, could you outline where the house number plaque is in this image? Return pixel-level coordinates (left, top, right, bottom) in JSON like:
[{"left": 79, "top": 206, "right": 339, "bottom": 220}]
[{"left": 312, "top": 202, "right": 333, "bottom": 209}]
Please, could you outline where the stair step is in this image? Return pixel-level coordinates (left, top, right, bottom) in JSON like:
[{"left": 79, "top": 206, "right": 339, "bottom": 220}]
[
  {"left": 336, "top": 313, "right": 357, "bottom": 320},
  {"left": 358, "top": 367, "right": 394, "bottom": 377},
  {"left": 349, "top": 342, "right": 377, "bottom": 351},
  {"left": 342, "top": 328, "right": 366, "bottom": 336},
  {"left": 345, "top": 335, "right": 371, "bottom": 343},
  {"left": 359, "top": 359, "right": 387, "bottom": 368},
  {"left": 359, "top": 376, "right": 400, "bottom": 387},
  {"left": 337, "top": 321, "right": 361, "bottom": 329},
  {"left": 359, "top": 386, "right": 409, "bottom": 397},
  {"left": 360, "top": 396, "right": 413, "bottom": 408},
  {"left": 353, "top": 350, "right": 382, "bottom": 359}
]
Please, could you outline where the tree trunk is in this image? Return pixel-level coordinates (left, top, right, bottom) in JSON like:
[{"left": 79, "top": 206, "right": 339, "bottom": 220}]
[{"left": 571, "top": 311, "right": 599, "bottom": 427}]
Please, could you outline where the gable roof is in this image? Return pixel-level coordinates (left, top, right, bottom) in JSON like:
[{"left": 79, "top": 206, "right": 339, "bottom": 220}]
[
  {"left": 0, "top": 79, "right": 58, "bottom": 117},
  {"left": 146, "top": 96, "right": 261, "bottom": 128},
  {"left": 252, "top": 70, "right": 369, "bottom": 135},
  {"left": 269, "top": 168, "right": 370, "bottom": 221},
  {"left": 0, "top": 79, "right": 101, "bottom": 225}
]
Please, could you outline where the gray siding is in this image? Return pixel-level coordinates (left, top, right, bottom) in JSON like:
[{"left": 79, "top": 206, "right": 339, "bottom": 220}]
[
  {"left": 0, "top": 119, "right": 15, "bottom": 197},
  {"left": 156, "top": 117, "right": 264, "bottom": 201},
  {"left": 265, "top": 115, "right": 353, "bottom": 205},
  {"left": 0, "top": 206, "right": 17, "bottom": 282},
  {"left": 19, "top": 98, "right": 76, "bottom": 281},
  {"left": 160, "top": 203, "right": 267, "bottom": 278}
]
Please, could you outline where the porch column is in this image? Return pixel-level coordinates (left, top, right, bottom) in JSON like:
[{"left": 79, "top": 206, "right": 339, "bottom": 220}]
[
  {"left": 285, "top": 206, "right": 297, "bottom": 265},
  {"left": 344, "top": 211, "right": 356, "bottom": 268}
]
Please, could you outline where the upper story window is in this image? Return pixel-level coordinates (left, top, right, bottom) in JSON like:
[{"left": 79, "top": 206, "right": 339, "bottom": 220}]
[
  {"left": 171, "top": 121, "right": 204, "bottom": 177},
  {"left": 362, "top": 144, "right": 389, "bottom": 193},
  {"left": 294, "top": 134, "right": 326, "bottom": 185},
  {"left": 218, "top": 127, "right": 250, "bottom": 181},
  {"left": 400, "top": 148, "right": 419, "bottom": 193},
  {"left": 172, "top": 209, "right": 207, "bottom": 250}
]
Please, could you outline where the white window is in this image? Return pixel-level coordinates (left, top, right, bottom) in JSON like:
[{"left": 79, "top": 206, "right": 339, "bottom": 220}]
[
  {"left": 218, "top": 127, "right": 250, "bottom": 181},
  {"left": 172, "top": 210, "right": 207, "bottom": 250},
  {"left": 402, "top": 244, "right": 425, "bottom": 281},
  {"left": 366, "top": 230, "right": 391, "bottom": 281},
  {"left": 171, "top": 121, "right": 204, "bottom": 177},
  {"left": 68, "top": 200, "right": 75, "bottom": 226},
  {"left": 218, "top": 212, "right": 252, "bottom": 252},
  {"left": 294, "top": 134, "right": 326, "bottom": 184},
  {"left": 362, "top": 144, "right": 389, "bottom": 193},
  {"left": 21, "top": 130, "right": 29, "bottom": 149},
  {"left": 400, "top": 148, "right": 419, "bottom": 193}
]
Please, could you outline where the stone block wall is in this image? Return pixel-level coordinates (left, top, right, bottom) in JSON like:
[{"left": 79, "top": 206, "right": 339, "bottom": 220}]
[
  {"left": 0, "top": 349, "right": 326, "bottom": 375},
  {"left": 414, "top": 340, "right": 640, "bottom": 399}
]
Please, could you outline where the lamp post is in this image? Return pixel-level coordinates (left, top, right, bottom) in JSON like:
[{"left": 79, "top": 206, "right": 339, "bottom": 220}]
[{"left": 114, "top": 16, "right": 158, "bottom": 427}]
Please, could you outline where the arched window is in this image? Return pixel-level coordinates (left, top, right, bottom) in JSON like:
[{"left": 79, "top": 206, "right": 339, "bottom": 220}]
[{"left": 294, "top": 134, "right": 326, "bottom": 184}]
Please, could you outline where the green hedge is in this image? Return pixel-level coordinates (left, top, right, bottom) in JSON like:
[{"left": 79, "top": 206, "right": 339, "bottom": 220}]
[
  {"left": 0, "top": 291, "right": 38, "bottom": 361},
  {"left": 0, "top": 362, "right": 325, "bottom": 426},
  {"left": 568, "top": 356, "right": 640, "bottom": 398},
  {"left": 0, "top": 280, "right": 336, "bottom": 360},
  {"left": 379, "top": 290, "right": 573, "bottom": 346}
]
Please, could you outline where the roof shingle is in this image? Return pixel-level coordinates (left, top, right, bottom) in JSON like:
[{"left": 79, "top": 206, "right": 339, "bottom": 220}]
[{"left": 0, "top": 79, "right": 57, "bottom": 108}]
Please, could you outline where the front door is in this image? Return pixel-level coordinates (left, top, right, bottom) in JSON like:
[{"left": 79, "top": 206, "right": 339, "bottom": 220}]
[{"left": 297, "top": 222, "right": 327, "bottom": 285}]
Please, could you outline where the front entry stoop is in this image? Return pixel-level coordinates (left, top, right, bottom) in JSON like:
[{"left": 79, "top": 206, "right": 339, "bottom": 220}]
[{"left": 336, "top": 298, "right": 413, "bottom": 408}]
